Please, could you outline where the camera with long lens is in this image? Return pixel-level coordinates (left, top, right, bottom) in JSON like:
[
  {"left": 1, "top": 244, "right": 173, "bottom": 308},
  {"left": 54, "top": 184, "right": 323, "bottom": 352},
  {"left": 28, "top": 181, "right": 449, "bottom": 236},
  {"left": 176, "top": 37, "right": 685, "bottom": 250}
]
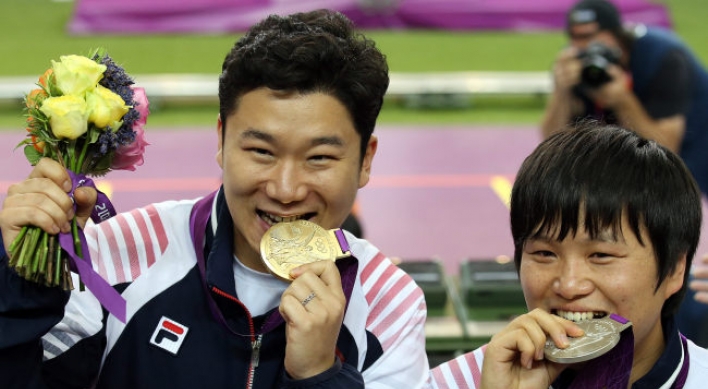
[{"left": 577, "top": 42, "right": 622, "bottom": 88}]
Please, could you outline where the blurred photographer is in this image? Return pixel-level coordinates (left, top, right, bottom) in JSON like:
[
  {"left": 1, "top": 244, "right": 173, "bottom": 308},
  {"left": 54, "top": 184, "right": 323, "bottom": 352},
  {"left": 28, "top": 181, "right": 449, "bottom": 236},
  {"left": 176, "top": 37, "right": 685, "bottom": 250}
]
[
  {"left": 541, "top": 0, "right": 708, "bottom": 348},
  {"left": 541, "top": 0, "right": 708, "bottom": 192}
]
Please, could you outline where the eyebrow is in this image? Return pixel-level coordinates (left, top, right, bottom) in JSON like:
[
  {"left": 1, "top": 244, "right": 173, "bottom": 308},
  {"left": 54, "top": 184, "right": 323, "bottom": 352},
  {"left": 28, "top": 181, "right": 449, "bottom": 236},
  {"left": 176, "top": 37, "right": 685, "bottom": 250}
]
[
  {"left": 311, "top": 135, "right": 344, "bottom": 148},
  {"left": 241, "top": 128, "right": 345, "bottom": 148},
  {"left": 241, "top": 128, "right": 274, "bottom": 143}
]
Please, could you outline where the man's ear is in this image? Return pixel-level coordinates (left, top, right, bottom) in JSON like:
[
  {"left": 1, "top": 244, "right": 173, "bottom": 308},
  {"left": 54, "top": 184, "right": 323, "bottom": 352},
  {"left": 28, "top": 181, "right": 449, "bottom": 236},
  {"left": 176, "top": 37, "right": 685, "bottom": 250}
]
[
  {"left": 358, "top": 135, "right": 377, "bottom": 188},
  {"left": 664, "top": 254, "right": 687, "bottom": 299}
]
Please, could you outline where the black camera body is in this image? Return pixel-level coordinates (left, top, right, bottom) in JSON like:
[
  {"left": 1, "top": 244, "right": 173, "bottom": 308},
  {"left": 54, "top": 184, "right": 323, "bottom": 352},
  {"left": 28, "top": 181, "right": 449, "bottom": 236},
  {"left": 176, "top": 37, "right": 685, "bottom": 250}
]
[{"left": 577, "top": 42, "right": 622, "bottom": 88}]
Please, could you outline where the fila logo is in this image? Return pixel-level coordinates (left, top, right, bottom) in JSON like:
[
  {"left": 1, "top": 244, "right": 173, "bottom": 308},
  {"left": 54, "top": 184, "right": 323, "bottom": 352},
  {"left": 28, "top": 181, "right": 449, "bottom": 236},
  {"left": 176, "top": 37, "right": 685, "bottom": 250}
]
[{"left": 150, "top": 316, "right": 189, "bottom": 355}]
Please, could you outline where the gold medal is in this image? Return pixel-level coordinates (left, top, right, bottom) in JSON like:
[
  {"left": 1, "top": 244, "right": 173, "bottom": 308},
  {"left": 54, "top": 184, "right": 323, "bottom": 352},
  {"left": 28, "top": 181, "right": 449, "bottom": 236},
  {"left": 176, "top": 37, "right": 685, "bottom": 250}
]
[{"left": 260, "top": 220, "right": 352, "bottom": 281}]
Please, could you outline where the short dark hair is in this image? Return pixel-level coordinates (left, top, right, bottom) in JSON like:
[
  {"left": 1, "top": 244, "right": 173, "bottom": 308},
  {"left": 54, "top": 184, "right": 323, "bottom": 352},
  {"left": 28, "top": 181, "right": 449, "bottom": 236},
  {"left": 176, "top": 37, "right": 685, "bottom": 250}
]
[
  {"left": 510, "top": 121, "right": 701, "bottom": 318},
  {"left": 218, "top": 9, "right": 389, "bottom": 160}
]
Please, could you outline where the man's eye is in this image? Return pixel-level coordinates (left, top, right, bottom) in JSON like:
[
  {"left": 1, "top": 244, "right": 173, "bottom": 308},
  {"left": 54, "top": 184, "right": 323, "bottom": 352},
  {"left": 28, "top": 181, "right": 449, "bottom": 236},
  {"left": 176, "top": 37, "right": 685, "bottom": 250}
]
[
  {"left": 528, "top": 250, "right": 555, "bottom": 262},
  {"left": 250, "top": 148, "right": 272, "bottom": 156},
  {"left": 309, "top": 155, "right": 334, "bottom": 162},
  {"left": 590, "top": 252, "right": 615, "bottom": 262}
]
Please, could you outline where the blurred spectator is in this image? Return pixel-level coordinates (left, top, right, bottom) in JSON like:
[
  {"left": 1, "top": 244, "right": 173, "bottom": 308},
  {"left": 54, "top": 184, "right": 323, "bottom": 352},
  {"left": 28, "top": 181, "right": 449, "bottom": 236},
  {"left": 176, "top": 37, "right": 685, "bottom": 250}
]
[
  {"left": 541, "top": 0, "right": 708, "bottom": 193},
  {"left": 342, "top": 213, "right": 364, "bottom": 239},
  {"left": 540, "top": 0, "right": 708, "bottom": 347},
  {"left": 341, "top": 201, "right": 364, "bottom": 238}
]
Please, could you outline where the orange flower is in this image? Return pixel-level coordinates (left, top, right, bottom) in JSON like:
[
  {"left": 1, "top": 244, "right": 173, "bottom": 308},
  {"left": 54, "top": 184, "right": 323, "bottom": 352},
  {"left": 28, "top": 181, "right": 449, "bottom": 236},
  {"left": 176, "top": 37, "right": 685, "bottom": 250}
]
[
  {"left": 26, "top": 116, "right": 34, "bottom": 132},
  {"left": 30, "top": 135, "right": 45, "bottom": 153},
  {"left": 38, "top": 68, "right": 53, "bottom": 89},
  {"left": 26, "top": 88, "right": 48, "bottom": 109}
]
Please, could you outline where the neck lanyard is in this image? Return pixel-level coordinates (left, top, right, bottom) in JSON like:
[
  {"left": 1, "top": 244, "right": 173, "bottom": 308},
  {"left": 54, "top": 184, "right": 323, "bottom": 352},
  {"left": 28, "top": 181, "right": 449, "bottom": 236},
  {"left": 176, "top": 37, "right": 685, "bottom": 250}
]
[
  {"left": 669, "top": 334, "right": 690, "bottom": 389},
  {"left": 188, "top": 191, "right": 234, "bottom": 332}
]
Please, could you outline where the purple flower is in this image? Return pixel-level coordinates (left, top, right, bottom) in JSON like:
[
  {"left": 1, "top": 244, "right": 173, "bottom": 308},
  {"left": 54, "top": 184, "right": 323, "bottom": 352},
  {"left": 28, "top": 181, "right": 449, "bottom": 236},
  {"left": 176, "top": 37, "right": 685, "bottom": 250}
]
[{"left": 111, "top": 87, "right": 150, "bottom": 171}]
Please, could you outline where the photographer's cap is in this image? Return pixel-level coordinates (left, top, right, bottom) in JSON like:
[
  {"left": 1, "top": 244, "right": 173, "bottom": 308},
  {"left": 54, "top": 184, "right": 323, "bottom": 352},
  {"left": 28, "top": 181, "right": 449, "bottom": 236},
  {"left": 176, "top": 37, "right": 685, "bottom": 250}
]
[{"left": 567, "top": 0, "right": 622, "bottom": 31}]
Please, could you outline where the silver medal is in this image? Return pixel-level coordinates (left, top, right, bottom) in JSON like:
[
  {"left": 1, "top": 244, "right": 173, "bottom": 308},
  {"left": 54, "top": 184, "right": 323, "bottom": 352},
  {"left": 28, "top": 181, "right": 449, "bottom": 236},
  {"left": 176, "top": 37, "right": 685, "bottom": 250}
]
[{"left": 544, "top": 315, "right": 632, "bottom": 364}]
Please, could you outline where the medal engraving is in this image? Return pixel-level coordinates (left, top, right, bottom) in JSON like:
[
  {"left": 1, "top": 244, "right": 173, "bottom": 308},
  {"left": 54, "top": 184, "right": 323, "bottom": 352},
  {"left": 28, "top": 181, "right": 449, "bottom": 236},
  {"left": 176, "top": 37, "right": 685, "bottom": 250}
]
[
  {"left": 260, "top": 220, "right": 348, "bottom": 281},
  {"left": 544, "top": 316, "right": 632, "bottom": 364}
]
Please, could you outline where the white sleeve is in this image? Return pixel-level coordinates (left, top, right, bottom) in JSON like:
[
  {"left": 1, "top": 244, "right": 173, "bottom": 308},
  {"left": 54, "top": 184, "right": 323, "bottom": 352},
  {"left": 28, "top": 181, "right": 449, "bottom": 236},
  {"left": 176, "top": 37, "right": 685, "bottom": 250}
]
[
  {"left": 355, "top": 247, "right": 430, "bottom": 388},
  {"left": 428, "top": 347, "right": 486, "bottom": 389}
]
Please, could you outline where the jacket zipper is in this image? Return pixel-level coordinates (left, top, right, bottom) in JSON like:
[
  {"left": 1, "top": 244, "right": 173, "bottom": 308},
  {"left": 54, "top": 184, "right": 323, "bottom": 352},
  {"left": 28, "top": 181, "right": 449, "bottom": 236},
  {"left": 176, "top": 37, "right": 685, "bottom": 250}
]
[
  {"left": 210, "top": 286, "right": 261, "bottom": 389},
  {"left": 248, "top": 334, "right": 263, "bottom": 389}
]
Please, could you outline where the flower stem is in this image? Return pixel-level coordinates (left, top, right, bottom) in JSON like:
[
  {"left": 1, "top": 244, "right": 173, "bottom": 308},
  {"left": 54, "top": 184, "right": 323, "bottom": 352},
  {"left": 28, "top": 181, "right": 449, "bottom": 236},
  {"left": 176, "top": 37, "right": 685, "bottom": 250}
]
[
  {"left": 47, "top": 235, "right": 56, "bottom": 287},
  {"left": 72, "top": 219, "right": 81, "bottom": 256},
  {"left": 36, "top": 233, "right": 50, "bottom": 285},
  {"left": 71, "top": 219, "right": 85, "bottom": 291},
  {"left": 30, "top": 231, "right": 46, "bottom": 277},
  {"left": 75, "top": 136, "right": 90, "bottom": 173},
  {"left": 54, "top": 242, "right": 62, "bottom": 288},
  {"left": 65, "top": 259, "right": 74, "bottom": 291},
  {"left": 66, "top": 140, "right": 77, "bottom": 172},
  {"left": 16, "top": 227, "right": 40, "bottom": 272},
  {"left": 8, "top": 226, "right": 29, "bottom": 259}
]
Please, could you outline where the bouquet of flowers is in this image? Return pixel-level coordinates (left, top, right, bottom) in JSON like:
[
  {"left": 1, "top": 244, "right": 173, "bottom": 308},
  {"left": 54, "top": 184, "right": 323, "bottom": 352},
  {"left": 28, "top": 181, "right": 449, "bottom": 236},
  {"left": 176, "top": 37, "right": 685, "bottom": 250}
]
[{"left": 7, "top": 48, "right": 149, "bottom": 299}]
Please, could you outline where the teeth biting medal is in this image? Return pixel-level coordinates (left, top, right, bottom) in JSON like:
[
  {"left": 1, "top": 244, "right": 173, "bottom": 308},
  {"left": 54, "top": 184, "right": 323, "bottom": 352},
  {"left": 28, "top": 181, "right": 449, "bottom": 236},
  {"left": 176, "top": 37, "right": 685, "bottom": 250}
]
[{"left": 260, "top": 220, "right": 352, "bottom": 281}]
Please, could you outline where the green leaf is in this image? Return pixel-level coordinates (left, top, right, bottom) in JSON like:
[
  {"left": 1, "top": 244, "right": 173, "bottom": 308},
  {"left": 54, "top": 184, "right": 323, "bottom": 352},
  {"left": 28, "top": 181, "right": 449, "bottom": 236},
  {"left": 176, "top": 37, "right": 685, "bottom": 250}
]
[
  {"left": 111, "top": 121, "right": 124, "bottom": 133},
  {"left": 90, "top": 155, "right": 112, "bottom": 176},
  {"left": 90, "top": 47, "right": 107, "bottom": 62},
  {"left": 24, "top": 144, "right": 42, "bottom": 165},
  {"left": 69, "top": 139, "right": 78, "bottom": 155},
  {"left": 88, "top": 127, "right": 101, "bottom": 144},
  {"left": 15, "top": 138, "right": 30, "bottom": 150}
]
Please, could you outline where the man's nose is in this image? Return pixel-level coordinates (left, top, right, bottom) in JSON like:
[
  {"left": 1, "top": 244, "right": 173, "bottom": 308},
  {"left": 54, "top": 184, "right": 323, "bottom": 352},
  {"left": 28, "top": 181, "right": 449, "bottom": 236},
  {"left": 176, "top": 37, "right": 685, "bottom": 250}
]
[
  {"left": 265, "top": 162, "right": 308, "bottom": 204},
  {"left": 552, "top": 259, "right": 594, "bottom": 300}
]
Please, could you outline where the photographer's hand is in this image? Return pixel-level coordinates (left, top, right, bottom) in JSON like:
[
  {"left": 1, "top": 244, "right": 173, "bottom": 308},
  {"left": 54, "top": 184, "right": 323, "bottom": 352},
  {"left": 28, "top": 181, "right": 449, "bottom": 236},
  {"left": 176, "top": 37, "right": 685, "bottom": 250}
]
[
  {"left": 587, "top": 64, "right": 632, "bottom": 109},
  {"left": 541, "top": 47, "right": 583, "bottom": 139},
  {"left": 552, "top": 47, "right": 582, "bottom": 92},
  {"left": 588, "top": 64, "right": 685, "bottom": 153}
]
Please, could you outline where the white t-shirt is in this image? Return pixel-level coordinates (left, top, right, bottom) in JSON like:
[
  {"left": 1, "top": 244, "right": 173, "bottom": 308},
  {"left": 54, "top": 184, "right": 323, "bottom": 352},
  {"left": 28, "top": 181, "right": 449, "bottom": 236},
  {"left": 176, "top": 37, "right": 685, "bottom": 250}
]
[{"left": 232, "top": 255, "right": 288, "bottom": 317}]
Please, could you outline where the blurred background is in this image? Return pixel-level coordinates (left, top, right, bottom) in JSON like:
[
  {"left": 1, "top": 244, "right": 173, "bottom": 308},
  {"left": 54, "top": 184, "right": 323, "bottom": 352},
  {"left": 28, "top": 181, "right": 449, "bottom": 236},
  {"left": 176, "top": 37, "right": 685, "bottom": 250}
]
[{"left": 1, "top": 0, "right": 707, "bottom": 364}]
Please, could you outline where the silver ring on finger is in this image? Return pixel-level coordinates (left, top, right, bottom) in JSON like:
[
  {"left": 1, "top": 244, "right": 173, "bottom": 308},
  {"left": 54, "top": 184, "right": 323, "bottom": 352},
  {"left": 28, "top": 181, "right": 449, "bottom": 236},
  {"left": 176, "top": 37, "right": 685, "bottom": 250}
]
[{"left": 301, "top": 291, "right": 316, "bottom": 307}]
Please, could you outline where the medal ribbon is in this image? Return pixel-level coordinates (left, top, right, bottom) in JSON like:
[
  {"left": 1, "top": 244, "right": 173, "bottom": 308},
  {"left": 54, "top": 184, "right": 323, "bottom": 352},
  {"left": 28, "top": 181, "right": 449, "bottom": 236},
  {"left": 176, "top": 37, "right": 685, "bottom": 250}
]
[
  {"left": 568, "top": 314, "right": 633, "bottom": 389},
  {"left": 57, "top": 171, "right": 126, "bottom": 323},
  {"left": 334, "top": 229, "right": 350, "bottom": 254},
  {"left": 567, "top": 315, "right": 691, "bottom": 389},
  {"left": 188, "top": 191, "right": 232, "bottom": 332}
]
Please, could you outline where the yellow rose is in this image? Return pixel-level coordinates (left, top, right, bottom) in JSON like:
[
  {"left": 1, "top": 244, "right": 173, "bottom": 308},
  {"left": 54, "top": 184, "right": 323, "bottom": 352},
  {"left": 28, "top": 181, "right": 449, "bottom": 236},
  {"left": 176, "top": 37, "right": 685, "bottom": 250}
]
[
  {"left": 39, "top": 95, "right": 89, "bottom": 140},
  {"left": 86, "top": 85, "right": 129, "bottom": 128},
  {"left": 52, "top": 55, "right": 107, "bottom": 96}
]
